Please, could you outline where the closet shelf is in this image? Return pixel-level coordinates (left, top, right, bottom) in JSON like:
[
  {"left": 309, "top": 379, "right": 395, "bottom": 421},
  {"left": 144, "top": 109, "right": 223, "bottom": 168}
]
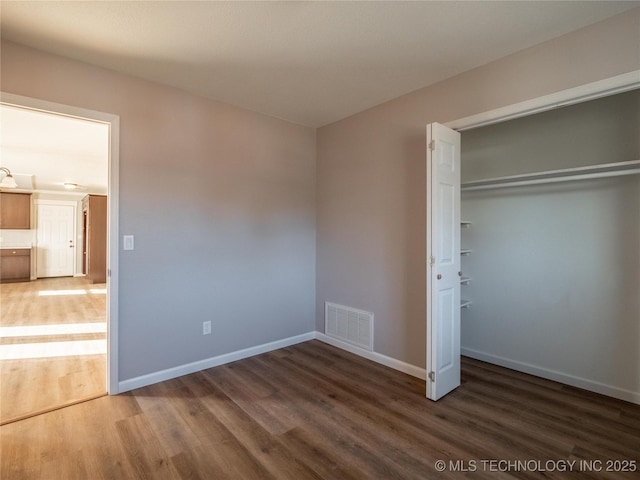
[
  {"left": 461, "top": 299, "right": 472, "bottom": 309},
  {"left": 460, "top": 249, "right": 472, "bottom": 256},
  {"left": 460, "top": 276, "right": 471, "bottom": 285},
  {"left": 461, "top": 159, "right": 640, "bottom": 191}
]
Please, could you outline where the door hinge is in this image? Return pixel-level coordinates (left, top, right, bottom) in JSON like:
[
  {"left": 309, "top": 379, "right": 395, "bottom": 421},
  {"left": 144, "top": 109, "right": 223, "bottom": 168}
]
[
  {"left": 428, "top": 371, "right": 435, "bottom": 382},
  {"left": 429, "top": 255, "right": 435, "bottom": 267},
  {"left": 428, "top": 139, "right": 435, "bottom": 151}
]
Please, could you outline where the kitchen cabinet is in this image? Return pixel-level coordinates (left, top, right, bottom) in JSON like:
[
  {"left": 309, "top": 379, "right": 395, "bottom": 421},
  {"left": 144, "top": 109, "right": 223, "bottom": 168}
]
[
  {"left": 0, "top": 192, "right": 31, "bottom": 229},
  {"left": 82, "top": 195, "right": 107, "bottom": 284},
  {"left": 0, "top": 248, "right": 31, "bottom": 283}
]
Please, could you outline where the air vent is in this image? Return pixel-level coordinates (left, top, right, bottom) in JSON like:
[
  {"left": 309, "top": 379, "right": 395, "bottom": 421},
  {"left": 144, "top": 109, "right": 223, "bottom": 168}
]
[{"left": 325, "top": 302, "right": 373, "bottom": 351}]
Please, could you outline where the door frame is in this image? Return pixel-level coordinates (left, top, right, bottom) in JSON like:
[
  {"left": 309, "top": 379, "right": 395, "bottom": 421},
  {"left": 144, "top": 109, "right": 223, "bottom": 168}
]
[
  {"left": 34, "top": 199, "right": 78, "bottom": 278},
  {"left": 1, "top": 91, "right": 121, "bottom": 394},
  {"left": 445, "top": 70, "right": 640, "bottom": 132}
]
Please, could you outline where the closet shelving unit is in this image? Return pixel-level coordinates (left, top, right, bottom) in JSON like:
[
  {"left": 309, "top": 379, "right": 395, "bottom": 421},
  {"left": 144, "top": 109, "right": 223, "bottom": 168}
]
[
  {"left": 458, "top": 160, "right": 640, "bottom": 309},
  {"left": 461, "top": 160, "right": 640, "bottom": 191},
  {"left": 460, "top": 221, "right": 472, "bottom": 309}
]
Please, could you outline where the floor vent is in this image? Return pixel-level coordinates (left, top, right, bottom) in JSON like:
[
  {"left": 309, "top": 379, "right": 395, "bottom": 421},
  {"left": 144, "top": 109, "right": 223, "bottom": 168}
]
[{"left": 325, "top": 302, "right": 373, "bottom": 351}]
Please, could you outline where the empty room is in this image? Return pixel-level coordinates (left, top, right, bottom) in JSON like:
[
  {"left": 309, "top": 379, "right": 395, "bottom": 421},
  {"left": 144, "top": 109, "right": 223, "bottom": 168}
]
[{"left": 1, "top": 2, "right": 639, "bottom": 479}]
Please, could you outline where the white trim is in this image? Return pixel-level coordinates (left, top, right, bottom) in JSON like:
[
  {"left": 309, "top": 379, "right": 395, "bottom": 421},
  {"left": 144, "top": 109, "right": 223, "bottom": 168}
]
[
  {"left": 118, "top": 332, "right": 316, "bottom": 393},
  {"left": 425, "top": 124, "right": 434, "bottom": 397},
  {"left": 446, "top": 70, "right": 640, "bottom": 131},
  {"left": 462, "top": 348, "right": 639, "bottom": 405},
  {"left": 106, "top": 115, "right": 120, "bottom": 394},
  {"left": 33, "top": 199, "right": 79, "bottom": 206},
  {"left": 0, "top": 92, "right": 121, "bottom": 125},
  {"left": 29, "top": 189, "right": 90, "bottom": 198},
  {"left": 316, "top": 332, "right": 426, "bottom": 380},
  {"left": 1, "top": 92, "right": 120, "bottom": 394}
]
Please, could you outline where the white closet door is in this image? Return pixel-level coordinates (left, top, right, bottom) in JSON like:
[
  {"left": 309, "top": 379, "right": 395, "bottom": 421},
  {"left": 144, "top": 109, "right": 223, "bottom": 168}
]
[{"left": 426, "top": 122, "right": 461, "bottom": 401}]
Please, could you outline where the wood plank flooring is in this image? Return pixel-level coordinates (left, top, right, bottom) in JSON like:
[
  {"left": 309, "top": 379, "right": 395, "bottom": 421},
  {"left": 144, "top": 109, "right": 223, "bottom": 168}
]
[
  {"left": 0, "top": 277, "right": 106, "bottom": 424},
  {"left": 2, "top": 340, "right": 639, "bottom": 479}
]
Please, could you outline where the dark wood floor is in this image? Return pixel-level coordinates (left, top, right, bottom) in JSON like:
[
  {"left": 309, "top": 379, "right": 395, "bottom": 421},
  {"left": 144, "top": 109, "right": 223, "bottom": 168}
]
[{"left": 1, "top": 340, "right": 639, "bottom": 479}]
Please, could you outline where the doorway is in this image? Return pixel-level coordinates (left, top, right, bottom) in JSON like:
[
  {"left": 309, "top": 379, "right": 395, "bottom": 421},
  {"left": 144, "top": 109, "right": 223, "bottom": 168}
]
[
  {"left": 36, "top": 201, "right": 76, "bottom": 278},
  {"left": 0, "top": 92, "right": 119, "bottom": 423}
]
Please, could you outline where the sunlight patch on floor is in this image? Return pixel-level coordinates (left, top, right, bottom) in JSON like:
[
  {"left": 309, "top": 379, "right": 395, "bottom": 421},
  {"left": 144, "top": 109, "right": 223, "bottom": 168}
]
[
  {"left": 0, "top": 340, "right": 106, "bottom": 360},
  {"left": 0, "top": 322, "right": 107, "bottom": 337},
  {"left": 38, "top": 289, "right": 86, "bottom": 296},
  {"left": 38, "top": 288, "right": 106, "bottom": 296}
]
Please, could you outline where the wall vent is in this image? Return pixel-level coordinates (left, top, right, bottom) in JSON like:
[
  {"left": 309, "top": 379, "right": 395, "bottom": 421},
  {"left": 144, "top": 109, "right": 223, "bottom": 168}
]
[{"left": 325, "top": 302, "right": 373, "bottom": 351}]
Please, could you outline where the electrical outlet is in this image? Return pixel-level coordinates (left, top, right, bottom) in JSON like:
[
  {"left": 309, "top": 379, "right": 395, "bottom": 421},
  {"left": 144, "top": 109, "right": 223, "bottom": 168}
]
[{"left": 202, "top": 321, "right": 212, "bottom": 335}]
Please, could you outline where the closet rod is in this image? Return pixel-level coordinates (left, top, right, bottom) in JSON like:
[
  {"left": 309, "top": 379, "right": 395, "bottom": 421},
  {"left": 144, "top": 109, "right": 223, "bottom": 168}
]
[{"left": 462, "top": 160, "right": 640, "bottom": 191}]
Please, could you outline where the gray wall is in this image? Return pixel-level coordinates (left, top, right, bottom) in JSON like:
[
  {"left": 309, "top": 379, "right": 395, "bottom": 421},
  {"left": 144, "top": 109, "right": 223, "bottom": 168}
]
[
  {"left": 1, "top": 41, "right": 316, "bottom": 381},
  {"left": 462, "top": 90, "right": 640, "bottom": 181},
  {"left": 461, "top": 176, "right": 639, "bottom": 394},
  {"left": 316, "top": 9, "right": 640, "bottom": 370}
]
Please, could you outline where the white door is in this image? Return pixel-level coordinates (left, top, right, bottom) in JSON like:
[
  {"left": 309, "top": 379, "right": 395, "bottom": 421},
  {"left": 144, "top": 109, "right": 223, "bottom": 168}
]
[
  {"left": 426, "top": 122, "right": 461, "bottom": 401},
  {"left": 37, "top": 203, "right": 75, "bottom": 278}
]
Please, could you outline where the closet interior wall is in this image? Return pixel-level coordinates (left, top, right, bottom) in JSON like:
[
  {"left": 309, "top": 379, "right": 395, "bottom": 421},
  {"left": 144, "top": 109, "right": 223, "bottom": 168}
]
[{"left": 460, "top": 89, "right": 640, "bottom": 402}]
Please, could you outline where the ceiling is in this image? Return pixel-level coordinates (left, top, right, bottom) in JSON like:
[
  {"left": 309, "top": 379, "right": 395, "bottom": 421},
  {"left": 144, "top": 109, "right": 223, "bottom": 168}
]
[
  {"left": 0, "top": 105, "right": 109, "bottom": 195},
  {"left": 1, "top": 1, "right": 638, "bottom": 127}
]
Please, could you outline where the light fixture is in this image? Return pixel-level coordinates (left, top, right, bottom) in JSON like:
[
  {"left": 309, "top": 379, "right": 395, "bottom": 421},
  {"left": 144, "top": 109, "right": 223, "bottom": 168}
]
[
  {"left": 63, "top": 182, "right": 78, "bottom": 190},
  {"left": 0, "top": 167, "right": 18, "bottom": 189}
]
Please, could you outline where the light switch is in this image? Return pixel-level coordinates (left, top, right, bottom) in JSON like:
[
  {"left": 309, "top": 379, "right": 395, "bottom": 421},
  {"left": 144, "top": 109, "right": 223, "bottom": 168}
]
[{"left": 123, "top": 235, "right": 134, "bottom": 251}]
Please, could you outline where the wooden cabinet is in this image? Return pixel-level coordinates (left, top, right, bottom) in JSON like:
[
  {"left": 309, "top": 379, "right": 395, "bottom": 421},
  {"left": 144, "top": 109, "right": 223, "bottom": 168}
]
[
  {"left": 82, "top": 195, "right": 107, "bottom": 284},
  {"left": 0, "top": 192, "right": 31, "bottom": 229},
  {"left": 0, "top": 248, "right": 31, "bottom": 283}
]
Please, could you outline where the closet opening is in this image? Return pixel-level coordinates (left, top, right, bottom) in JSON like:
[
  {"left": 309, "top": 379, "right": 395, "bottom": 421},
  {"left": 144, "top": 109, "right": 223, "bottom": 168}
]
[{"left": 455, "top": 87, "right": 639, "bottom": 404}]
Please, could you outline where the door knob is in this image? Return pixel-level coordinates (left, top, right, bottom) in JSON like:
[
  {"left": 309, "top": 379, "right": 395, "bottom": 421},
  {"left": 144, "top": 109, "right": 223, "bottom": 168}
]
[{"left": 437, "top": 274, "right": 442, "bottom": 280}]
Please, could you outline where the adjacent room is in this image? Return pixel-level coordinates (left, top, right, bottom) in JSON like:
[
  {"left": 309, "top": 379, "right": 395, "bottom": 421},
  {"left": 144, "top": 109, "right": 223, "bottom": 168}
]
[
  {"left": 0, "top": 105, "right": 109, "bottom": 424},
  {"left": 1, "top": 2, "right": 639, "bottom": 478}
]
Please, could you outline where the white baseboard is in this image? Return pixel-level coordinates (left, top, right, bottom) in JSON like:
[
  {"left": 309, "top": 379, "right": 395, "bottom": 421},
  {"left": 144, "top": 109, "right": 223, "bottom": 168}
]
[
  {"left": 315, "top": 332, "right": 426, "bottom": 380},
  {"left": 118, "top": 332, "right": 316, "bottom": 393},
  {"left": 117, "top": 333, "right": 637, "bottom": 405},
  {"left": 462, "top": 347, "right": 640, "bottom": 405}
]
